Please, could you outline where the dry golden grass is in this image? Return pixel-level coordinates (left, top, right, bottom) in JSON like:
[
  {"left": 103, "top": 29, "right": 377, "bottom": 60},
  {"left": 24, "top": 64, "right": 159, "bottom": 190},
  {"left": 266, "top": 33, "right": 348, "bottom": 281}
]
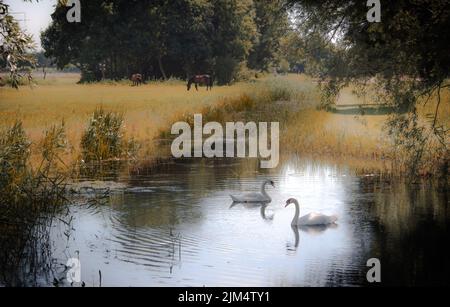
[
  {"left": 285, "top": 82, "right": 449, "bottom": 174},
  {"left": 0, "top": 73, "right": 447, "bottom": 174},
  {"left": 283, "top": 109, "right": 389, "bottom": 158},
  {"left": 0, "top": 73, "right": 255, "bottom": 162}
]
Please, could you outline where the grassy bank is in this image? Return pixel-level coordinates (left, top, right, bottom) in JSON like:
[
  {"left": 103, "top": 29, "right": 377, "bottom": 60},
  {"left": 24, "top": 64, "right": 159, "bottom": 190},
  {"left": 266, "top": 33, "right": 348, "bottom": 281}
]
[
  {"left": 1, "top": 73, "right": 448, "bottom": 176},
  {"left": 156, "top": 75, "right": 392, "bottom": 174},
  {"left": 0, "top": 73, "right": 255, "bottom": 164},
  {"left": 158, "top": 75, "right": 448, "bottom": 176}
]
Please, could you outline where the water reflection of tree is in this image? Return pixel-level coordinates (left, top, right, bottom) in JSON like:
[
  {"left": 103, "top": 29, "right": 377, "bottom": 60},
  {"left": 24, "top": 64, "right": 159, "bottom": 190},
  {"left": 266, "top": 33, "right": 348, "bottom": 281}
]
[
  {"left": 105, "top": 157, "right": 280, "bottom": 276},
  {"left": 367, "top": 180, "right": 449, "bottom": 286},
  {"left": 114, "top": 158, "right": 267, "bottom": 228},
  {"left": 328, "top": 177, "right": 449, "bottom": 286}
]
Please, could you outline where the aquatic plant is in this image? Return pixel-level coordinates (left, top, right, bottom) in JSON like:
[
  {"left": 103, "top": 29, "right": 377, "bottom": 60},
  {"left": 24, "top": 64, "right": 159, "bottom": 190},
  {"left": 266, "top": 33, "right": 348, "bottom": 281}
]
[
  {"left": 0, "top": 122, "right": 68, "bottom": 286},
  {"left": 81, "top": 108, "right": 139, "bottom": 163}
]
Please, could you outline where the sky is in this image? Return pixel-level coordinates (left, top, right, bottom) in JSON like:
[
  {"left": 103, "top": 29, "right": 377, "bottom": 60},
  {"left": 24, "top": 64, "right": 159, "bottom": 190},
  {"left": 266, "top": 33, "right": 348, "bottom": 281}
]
[{"left": 4, "top": 0, "right": 57, "bottom": 50}]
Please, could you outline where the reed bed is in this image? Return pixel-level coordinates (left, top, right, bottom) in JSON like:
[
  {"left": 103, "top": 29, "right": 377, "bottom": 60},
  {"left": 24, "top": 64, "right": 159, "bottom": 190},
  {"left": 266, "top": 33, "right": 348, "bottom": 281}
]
[
  {"left": 0, "top": 122, "right": 69, "bottom": 286},
  {"left": 1, "top": 73, "right": 447, "bottom": 176}
]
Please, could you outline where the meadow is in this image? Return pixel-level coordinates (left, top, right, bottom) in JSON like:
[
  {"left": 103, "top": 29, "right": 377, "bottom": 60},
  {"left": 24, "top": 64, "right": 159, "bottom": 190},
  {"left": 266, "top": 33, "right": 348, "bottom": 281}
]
[
  {"left": 0, "top": 71, "right": 448, "bottom": 285},
  {"left": 0, "top": 73, "right": 448, "bottom": 175},
  {"left": 0, "top": 73, "right": 255, "bottom": 162}
]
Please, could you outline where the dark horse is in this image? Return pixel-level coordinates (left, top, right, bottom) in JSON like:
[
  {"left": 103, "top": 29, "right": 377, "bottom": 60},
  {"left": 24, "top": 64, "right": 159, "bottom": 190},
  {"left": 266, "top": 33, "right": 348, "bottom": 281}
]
[
  {"left": 187, "top": 75, "right": 213, "bottom": 91},
  {"left": 131, "top": 73, "right": 143, "bottom": 86}
]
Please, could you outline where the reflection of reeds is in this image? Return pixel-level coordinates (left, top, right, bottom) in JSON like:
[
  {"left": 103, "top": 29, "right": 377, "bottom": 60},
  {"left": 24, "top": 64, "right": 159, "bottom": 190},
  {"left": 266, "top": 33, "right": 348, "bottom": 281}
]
[
  {"left": 0, "top": 121, "right": 112, "bottom": 286},
  {"left": 0, "top": 122, "right": 69, "bottom": 286},
  {"left": 362, "top": 179, "right": 449, "bottom": 286}
]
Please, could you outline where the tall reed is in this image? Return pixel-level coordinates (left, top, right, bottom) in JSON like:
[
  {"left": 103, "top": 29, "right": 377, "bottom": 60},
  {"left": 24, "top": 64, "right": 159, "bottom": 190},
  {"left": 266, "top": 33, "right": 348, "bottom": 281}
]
[
  {"left": 0, "top": 122, "right": 68, "bottom": 286},
  {"left": 81, "top": 108, "right": 139, "bottom": 163}
]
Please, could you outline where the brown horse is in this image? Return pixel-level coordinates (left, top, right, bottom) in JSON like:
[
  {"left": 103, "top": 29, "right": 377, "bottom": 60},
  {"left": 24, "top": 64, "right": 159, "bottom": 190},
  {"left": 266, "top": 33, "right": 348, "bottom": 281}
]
[
  {"left": 187, "top": 75, "right": 213, "bottom": 91},
  {"left": 131, "top": 74, "right": 143, "bottom": 86}
]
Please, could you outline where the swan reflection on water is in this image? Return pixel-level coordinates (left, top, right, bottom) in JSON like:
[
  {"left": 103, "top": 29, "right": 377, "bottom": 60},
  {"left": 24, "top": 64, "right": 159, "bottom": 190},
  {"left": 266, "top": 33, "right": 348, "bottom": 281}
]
[
  {"left": 285, "top": 198, "right": 339, "bottom": 253},
  {"left": 287, "top": 224, "right": 339, "bottom": 253},
  {"left": 229, "top": 202, "right": 274, "bottom": 221}
]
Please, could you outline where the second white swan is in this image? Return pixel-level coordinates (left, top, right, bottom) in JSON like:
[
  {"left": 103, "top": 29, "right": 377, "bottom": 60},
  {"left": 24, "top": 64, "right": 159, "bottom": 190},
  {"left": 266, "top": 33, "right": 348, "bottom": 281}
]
[
  {"left": 285, "top": 198, "right": 338, "bottom": 226},
  {"left": 230, "top": 180, "right": 274, "bottom": 203}
]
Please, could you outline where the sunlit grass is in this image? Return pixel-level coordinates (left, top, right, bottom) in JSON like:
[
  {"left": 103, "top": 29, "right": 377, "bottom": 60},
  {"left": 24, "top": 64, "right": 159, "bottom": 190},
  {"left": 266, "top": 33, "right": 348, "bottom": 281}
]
[
  {"left": 0, "top": 73, "right": 254, "bottom": 163},
  {"left": 163, "top": 76, "right": 393, "bottom": 173},
  {"left": 0, "top": 73, "right": 447, "bottom": 175}
]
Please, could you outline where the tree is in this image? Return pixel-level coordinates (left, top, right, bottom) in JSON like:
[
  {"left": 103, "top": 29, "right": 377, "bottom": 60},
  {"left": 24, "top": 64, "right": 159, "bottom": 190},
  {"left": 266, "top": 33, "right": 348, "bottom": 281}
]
[
  {"left": 161, "top": 0, "right": 215, "bottom": 79},
  {"left": 279, "top": 28, "right": 338, "bottom": 76},
  {"left": 287, "top": 0, "right": 449, "bottom": 176},
  {"left": 41, "top": 0, "right": 273, "bottom": 84},
  {"left": 210, "top": 0, "right": 257, "bottom": 84},
  {"left": 0, "top": 0, "right": 36, "bottom": 88},
  {"left": 248, "top": 0, "right": 289, "bottom": 71},
  {"left": 42, "top": 0, "right": 123, "bottom": 82}
]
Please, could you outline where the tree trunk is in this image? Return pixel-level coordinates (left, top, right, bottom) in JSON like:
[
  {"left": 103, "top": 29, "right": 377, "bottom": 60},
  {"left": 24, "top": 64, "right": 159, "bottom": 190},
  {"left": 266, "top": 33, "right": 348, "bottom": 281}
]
[{"left": 158, "top": 56, "right": 167, "bottom": 80}]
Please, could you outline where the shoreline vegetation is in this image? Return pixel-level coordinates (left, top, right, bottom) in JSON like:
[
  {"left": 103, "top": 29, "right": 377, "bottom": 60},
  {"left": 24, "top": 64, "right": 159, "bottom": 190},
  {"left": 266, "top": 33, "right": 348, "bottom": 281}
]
[
  {"left": 0, "top": 73, "right": 448, "bottom": 179},
  {"left": 0, "top": 73, "right": 447, "bottom": 286},
  {"left": 0, "top": 0, "right": 448, "bottom": 288}
]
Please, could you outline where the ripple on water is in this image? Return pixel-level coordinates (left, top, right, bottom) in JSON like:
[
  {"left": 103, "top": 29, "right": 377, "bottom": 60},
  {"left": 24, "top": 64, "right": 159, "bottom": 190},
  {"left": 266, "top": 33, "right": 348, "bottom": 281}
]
[{"left": 46, "top": 157, "right": 449, "bottom": 286}]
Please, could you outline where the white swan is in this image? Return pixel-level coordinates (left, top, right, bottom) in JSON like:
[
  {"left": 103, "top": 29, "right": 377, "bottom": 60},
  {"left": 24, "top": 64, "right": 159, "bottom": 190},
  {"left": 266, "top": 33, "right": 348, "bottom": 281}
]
[
  {"left": 285, "top": 198, "right": 338, "bottom": 226},
  {"left": 230, "top": 180, "right": 274, "bottom": 203}
]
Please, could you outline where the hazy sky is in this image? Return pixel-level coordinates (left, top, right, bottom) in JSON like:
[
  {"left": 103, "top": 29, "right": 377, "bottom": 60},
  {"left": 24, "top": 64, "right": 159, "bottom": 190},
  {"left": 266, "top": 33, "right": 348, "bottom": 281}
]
[{"left": 5, "top": 0, "right": 57, "bottom": 50}]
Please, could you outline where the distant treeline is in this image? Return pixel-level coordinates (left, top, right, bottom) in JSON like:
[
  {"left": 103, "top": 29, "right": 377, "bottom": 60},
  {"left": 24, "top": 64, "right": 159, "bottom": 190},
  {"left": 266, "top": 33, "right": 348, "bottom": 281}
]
[
  {"left": 42, "top": 0, "right": 289, "bottom": 84},
  {"left": 0, "top": 52, "right": 79, "bottom": 74}
]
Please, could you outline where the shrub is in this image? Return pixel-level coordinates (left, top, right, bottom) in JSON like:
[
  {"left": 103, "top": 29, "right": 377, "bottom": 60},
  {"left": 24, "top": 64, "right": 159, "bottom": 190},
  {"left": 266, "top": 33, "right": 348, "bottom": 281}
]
[
  {"left": 81, "top": 108, "right": 139, "bottom": 163},
  {"left": 81, "top": 108, "right": 124, "bottom": 162}
]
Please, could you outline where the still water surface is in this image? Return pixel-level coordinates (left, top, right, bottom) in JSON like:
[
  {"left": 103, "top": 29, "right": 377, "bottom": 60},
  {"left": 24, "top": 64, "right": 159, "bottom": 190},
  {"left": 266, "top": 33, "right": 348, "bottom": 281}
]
[{"left": 50, "top": 157, "right": 449, "bottom": 287}]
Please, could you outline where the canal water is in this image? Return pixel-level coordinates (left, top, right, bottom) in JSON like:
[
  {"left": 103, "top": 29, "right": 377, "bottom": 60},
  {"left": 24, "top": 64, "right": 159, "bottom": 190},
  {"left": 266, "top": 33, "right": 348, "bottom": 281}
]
[{"left": 48, "top": 156, "right": 449, "bottom": 287}]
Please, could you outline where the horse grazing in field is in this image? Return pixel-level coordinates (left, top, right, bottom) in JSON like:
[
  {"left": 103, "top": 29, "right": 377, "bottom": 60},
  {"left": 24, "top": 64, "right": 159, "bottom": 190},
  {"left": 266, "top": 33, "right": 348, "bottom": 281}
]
[
  {"left": 131, "top": 74, "right": 143, "bottom": 86},
  {"left": 187, "top": 75, "right": 213, "bottom": 91}
]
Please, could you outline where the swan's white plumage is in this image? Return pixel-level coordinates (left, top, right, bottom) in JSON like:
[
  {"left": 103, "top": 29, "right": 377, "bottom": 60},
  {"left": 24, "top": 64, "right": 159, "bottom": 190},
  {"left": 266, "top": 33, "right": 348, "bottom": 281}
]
[
  {"left": 286, "top": 198, "right": 338, "bottom": 227},
  {"left": 230, "top": 180, "right": 274, "bottom": 203},
  {"left": 230, "top": 192, "right": 269, "bottom": 203},
  {"left": 297, "top": 212, "right": 338, "bottom": 226}
]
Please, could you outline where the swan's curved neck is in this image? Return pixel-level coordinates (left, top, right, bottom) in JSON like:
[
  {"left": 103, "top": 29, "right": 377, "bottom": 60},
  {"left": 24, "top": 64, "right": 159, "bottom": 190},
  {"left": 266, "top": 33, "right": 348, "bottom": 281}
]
[
  {"left": 292, "top": 200, "right": 300, "bottom": 226},
  {"left": 261, "top": 182, "right": 271, "bottom": 200}
]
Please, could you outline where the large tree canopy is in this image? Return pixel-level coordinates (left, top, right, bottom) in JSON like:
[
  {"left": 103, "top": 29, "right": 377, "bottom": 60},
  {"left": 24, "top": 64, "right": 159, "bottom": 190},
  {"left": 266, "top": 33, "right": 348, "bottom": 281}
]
[
  {"left": 41, "top": 0, "right": 288, "bottom": 84},
  {"left": 2, "top": 0, "right": 448, "bottom": 175},
  {"left": 288, "top": 1, "right": 449, "bottom": 83},
  {"left": 287, "top": 0, "right": 449, "bottom": 175}
]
